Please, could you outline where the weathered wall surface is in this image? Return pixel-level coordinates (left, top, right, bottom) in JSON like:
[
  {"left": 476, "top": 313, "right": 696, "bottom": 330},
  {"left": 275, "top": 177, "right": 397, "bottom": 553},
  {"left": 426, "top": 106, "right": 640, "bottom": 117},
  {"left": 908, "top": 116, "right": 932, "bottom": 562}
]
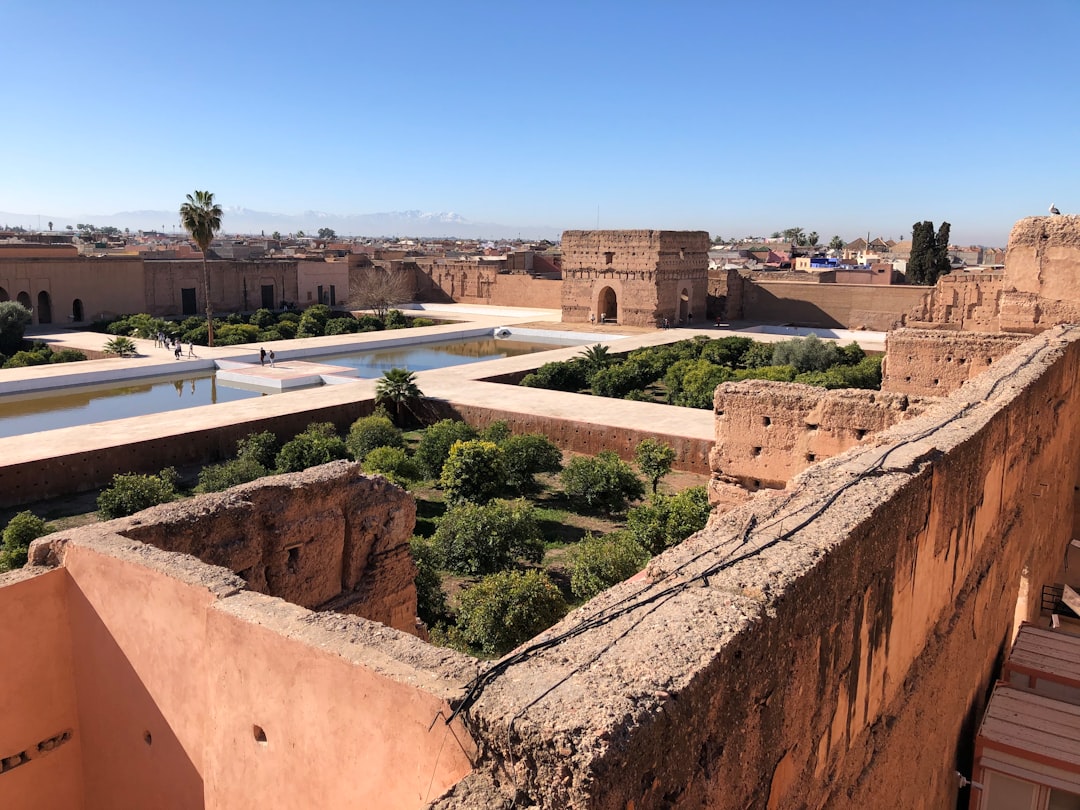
[
  {"left": 490, "top": 274, "right": 563, "bottom": 309},
  {"left": 708, "top": 380, "right": 931, "bottom": 507},
  {"left": 739, "top": 279, "right": 929, "bottom": 330},
  {"left": 144, "top": 259, "right": 299, "bottom": 317},
  {"left": 0, "top": 568, "right": 83, "bottom": 810},
  {"left": 104, "top": 463, "right": 419, "bottom": 633},
  {"left": 13, "top": 531, "right": 476, "bottom": 809},
  {"left": 440, "top": 326, "right": 1080, "bottom": 810},
  {"left": 0, "top": 255, "right": 145, "bottom": 324},
  {"left": 882, "top": 328, "right": 1029, "bottom": 396},
  {"left": 1004, "top": 215, "right": 1080, "bottom": 302},
  {"left": 561, "top": 230, "right": 710, "bottom": 326}
]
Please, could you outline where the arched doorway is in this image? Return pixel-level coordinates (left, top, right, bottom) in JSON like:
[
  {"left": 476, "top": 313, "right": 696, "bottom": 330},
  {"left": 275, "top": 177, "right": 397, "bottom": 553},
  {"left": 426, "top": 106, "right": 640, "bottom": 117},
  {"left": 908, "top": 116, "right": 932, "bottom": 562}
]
[
  {"left": 679, "top": 288, "right": 690, "bottom": 324},
  {"left": 37, "top": 291, "right": 53, "bottom": 324},
  {"left": 598, "top": 286, "right": 618, "bottom": 323},
  {"left": 72, "top": 299, "right": 84, "bottom": 322},
  {"left": 17, "top": 291, "right": 31, "bottom": 310},
  {"left": 0, "top": 287, "right": 8, "bottom": 301}
]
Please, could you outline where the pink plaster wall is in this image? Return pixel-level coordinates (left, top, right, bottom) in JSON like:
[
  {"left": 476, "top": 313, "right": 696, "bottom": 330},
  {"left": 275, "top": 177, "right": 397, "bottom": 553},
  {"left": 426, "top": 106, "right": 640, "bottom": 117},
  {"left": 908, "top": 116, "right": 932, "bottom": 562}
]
[{"left": 0, "top": 568, "right": 83, "bottom": 810}]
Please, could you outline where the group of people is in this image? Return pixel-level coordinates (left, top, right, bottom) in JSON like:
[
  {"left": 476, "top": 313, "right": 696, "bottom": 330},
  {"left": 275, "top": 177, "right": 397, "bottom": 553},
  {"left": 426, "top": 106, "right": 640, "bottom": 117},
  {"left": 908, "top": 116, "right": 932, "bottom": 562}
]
[
  {"left": 155, "top": 331, "right": 195, "bottom": 360},
  {"left": 259, "top": 347, "right": 276, "bottom": 367}
]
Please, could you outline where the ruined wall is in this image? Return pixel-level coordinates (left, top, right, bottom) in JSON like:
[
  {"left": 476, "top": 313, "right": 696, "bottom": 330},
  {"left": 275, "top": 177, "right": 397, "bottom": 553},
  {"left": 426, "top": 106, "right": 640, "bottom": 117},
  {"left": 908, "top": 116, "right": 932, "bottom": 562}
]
[
  {"left": 0, "top": 255, "right": 146, "bottom": 324},
  {"left": 8, "top": 530, "right": 475, "bottom": 809},
  {"left": 490, "top": 274, "right": 563, "bottom": 309},
  {"left": 0, "top": 568, "right": 83, "bottom": 810},
  {"left": 905, "top": 272, "right": 1005, "bottom": 332},
  {"left": 882, "top": 328, "right": 1029, "bottom": 396},
  {"left": 708, "top": 380, "right": 931, "bottom": 509},
  {"left": 107, "top": 463, "right": 419, "bottom": 633},
  {"left": 1005, "top": 215, "right": 1080, "bottom": 302},
  {"left": 561, "top": 230, "right": 710, "bottom": 326},
  {"left": 439, "top": 326, "right": 1080, "bottom": 810},
  {"left": 143, "top": 259, "right": 299, "bottom": 316},
  {"left": 739, "top": 278, "right": 928, "bottom": 330}
]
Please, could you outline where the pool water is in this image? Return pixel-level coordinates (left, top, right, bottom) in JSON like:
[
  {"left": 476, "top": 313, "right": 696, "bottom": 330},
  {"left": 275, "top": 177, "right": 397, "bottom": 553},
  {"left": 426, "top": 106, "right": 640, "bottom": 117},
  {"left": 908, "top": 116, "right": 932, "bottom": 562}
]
[{"left": 0, "top": 334, "right": 590, "bottom": 438}]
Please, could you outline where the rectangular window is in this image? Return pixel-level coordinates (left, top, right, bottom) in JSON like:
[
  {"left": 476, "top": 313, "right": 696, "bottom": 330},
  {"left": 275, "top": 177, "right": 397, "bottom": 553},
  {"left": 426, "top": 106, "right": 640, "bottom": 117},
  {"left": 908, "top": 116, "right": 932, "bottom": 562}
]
[
  {"left": 181, "top": 287, "right": 197, "bottom": 316},
  {"left": 317, "top": 285, "right": 324, "bottom": 304}
]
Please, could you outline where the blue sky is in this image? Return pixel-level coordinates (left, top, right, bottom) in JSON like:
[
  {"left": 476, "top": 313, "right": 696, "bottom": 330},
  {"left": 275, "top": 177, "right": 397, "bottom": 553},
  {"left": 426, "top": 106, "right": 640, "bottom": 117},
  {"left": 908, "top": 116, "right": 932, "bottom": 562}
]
[{"left": 2, "top": 0, "right": 1077, "bottom": 245}]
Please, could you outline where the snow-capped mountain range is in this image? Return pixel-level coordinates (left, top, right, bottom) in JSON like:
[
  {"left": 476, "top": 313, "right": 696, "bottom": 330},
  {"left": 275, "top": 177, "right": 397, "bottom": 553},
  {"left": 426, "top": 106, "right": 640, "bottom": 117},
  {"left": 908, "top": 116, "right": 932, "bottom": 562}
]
[{"left": 0, "top": 208, "right": 559, "bottom": 240}]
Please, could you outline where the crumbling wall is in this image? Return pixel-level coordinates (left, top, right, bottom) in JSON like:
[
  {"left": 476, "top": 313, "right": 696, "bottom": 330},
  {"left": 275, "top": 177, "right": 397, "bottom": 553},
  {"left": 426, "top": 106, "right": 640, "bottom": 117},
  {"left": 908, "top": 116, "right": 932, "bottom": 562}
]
[
  {"left": 12, "top": 529, "right": 475, "bottom": 810},
  {"left": 107, "top": 462, "right": 419, "bottom": 633},
  {"left": 708, "top": 380, "right": 931, "bottom": 509},
  {"left": 882, "top": 328, "right": 1028, "bottom": 396},
  {"left": 1004, "top": 215, "right": 1080, "bottom": 302},
  {"left": 739, "top": 278, "right": 927, "bottom": 329},
  {"left": 437, "top": 326, "right": 1080, "bottom": 810}
]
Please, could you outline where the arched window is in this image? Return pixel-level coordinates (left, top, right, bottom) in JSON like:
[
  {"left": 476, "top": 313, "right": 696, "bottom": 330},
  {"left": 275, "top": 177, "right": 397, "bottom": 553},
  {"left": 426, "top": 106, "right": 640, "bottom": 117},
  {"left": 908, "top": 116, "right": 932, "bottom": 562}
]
[
  {"left": 72, "top": 299, "right": 84, "bottom": 322},
  {"left": 37, "top": 291, "right": 53, "bottom": 324}
]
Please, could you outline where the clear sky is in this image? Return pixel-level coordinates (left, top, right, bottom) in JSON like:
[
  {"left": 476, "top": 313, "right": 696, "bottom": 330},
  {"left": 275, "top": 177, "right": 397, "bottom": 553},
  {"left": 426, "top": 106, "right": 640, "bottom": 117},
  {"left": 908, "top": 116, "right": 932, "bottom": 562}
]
[{"left": 2, "top": 0, "right": 1077, "bottom": 245}]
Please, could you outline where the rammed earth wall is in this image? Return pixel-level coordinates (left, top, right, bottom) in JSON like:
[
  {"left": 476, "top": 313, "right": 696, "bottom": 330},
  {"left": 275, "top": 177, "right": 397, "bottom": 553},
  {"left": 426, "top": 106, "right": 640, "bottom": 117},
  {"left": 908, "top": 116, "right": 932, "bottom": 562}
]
[{"left": 435, "top": 325, "right": 1080, "bottom": 809}]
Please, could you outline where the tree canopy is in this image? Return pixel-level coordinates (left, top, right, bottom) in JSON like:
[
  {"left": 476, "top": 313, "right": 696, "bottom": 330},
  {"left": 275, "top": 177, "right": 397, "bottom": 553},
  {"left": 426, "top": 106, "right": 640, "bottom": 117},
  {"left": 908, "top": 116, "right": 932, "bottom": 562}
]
[{"left": 179, "top": 190, "right": 223, "bottom": 345}]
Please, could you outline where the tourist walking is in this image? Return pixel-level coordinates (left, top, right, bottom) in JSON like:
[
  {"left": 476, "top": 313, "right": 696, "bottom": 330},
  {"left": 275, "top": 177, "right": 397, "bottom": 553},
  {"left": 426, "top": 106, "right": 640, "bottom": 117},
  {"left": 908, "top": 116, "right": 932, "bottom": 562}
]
[
  {"left": 187, "top": 340, "right": 196, "bottom": 358},
  {"left": 259, "top": 347, "right": 266, "bottom": 366},
  {"left": 174, "top": 343, "right": 182, "bottom": 360},
  {"left": 268, "top": 350, "right": 276, "bottom": 368}
]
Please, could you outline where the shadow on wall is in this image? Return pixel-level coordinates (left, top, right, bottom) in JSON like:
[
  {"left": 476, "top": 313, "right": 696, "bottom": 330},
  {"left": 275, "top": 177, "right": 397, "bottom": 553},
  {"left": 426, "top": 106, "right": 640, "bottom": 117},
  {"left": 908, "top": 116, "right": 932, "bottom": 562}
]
[{"left": 740, "top": 286, "right": 844, "bottom": 328}]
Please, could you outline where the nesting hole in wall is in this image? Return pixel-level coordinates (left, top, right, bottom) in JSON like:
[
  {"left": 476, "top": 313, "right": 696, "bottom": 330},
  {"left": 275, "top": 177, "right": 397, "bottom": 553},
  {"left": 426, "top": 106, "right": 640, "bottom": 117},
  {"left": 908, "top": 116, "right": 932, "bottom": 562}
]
[
  {"left": 253, "top": 725, "right": 268, "bottom": 746},
  {"left": 855, "top": 429, "right": 867, "bottom": 440},
  {"left": 751, "top": 447, "right": 762, "bottom": 457},
  {"left": 143, "top": 731, "right": 152, "bottom": 746},
  {"left": 806, "top": 453, "right": 816, "bottom": 462},
  {"left": 806, "top": 423, "right": 818, "bottom": 431},
  {"left": 762, "top": 416, "right": 771, "bottom": 427}
]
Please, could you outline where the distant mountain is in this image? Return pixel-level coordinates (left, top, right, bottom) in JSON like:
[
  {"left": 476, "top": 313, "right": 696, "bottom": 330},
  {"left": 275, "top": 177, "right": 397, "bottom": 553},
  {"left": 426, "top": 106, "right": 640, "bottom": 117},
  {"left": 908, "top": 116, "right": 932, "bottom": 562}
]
[{"left": 0, "top": 207, "right": 559, "bottom": 240}]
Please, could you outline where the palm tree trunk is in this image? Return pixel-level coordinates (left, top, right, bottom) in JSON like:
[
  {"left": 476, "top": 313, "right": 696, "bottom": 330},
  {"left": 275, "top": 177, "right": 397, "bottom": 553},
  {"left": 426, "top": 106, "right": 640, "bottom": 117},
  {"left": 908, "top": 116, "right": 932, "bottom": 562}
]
[{"left": 202, "top": 255, "right": 214, "bottom": 346}]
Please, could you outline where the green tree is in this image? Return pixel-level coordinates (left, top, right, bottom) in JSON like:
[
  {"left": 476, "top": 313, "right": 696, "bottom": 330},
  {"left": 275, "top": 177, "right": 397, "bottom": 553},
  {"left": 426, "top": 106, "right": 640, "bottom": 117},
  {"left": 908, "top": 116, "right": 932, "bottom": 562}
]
[
  {"left": 179, "top": 190, "right": 224, "bottom": 346},
  {"left": 829, "top": 235, "right": 845, "bottom": 251},
  {"left": 934, "top": 221, "right": 952, "bottom": 281},
  {"left": 807, "top": 231, "right": 819, "bottom": 246},
  {"left": 103, "top": 336, "right": 138, "bottom": 357},
  {"left": 581, "top": 343, "right": 613, "bottom": 371},
  {"left": 500, "top": 433, "right": 563, "bottom": 495},
  {"left": 907, "top": 221, "right": 935, "bottom": 284},
  {"left": 274, "top": 422, "right": 348, "bottom": 473},
  {"left": 317, "top": 227, "right": 337, "bottom": 240},
  {"left": 272, "top": 231, "right": 282, "bottom": 240},
  {"left": 433, "top": 499, "right": 544, "bottom": 575},
  {"left": 771, "top": 334, "right": 840, "bottom": 373},
  {"left": 560, "top": 451, "right": 645, "bottom": 512},
  {"left": 410, "top": 536, "right": 448, "bottom": 625},
  {"left": 362, "top": 446, "right": 422, "bottom": 486},
  {"left": 626, "top": 487, "right": 711, "bottom": 554},
  {"left": 634, "top": 438, "right": 676, "bottom": 494},
  {"left": 416, "top": 419, "right": 479, "bottom": 479},
  {"left": 345, "top": 413, "right": 404, "bottom": 462},
  {"left": 1, "top": 511, "right": 49, "bottom": 571},
  {"left": 0, "top": 301, "right": 32, "bottom": 355},
  {"left": 376, "top": 367, "right": 424, "bottom": 427},
  {"left": 98, "top": 469, "right": 178, "bottom": 519},
  {"left": 454, "top": 569, "right": 567, "bottom": 656},
  {"left": 568, "top": 531, "right": 650, "bottom": 600},
  {"left": 440, "top": 440, "right": 505, "bottom": 504}
]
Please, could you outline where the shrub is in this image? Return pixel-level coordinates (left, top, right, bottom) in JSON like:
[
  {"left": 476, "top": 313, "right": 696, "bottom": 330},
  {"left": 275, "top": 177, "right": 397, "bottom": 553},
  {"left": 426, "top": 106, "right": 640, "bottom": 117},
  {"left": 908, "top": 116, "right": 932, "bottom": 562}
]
[
  {"left": 362, "top": 446, "right": 422, "bottom": 486},
  {"left": 568, "top": 531, "right": 650, "bottom": 600},
  {"left": 740, "top": 341, "right": 776, "bottom": 369},
  {"left": 249, "top": 308, "right": 276, "bottom": 328},
  {"left": 560, "top": 451, "right": 645, "bottom": 512},
  {"left": 356, "top": 314, "right": 384, "bottom": 332},
  {"left": 274, "top": 320, "right": 298, "bottom": 339},
  {"left": 384, "top": 309, "right": 408, "bottom": 329},
  {"left": 0, "top": 301, "right": 33, "bottom": 354},
  {"left": 501, "top": 433, "right": 563, "bottom": 495},
  {"left": 196, "top": 456, "right": 268, "bottom": 493},
  {"left": 297, "top": 304, "right": 332, "bottom": 338},
  {"left": 410, "top": 317, "right": 436, "bottom": 327},
  {"left": 274, "top": 422, "right": 348, "bottom": 473},
  {"left": 590, "top": 360, "right": 654, "bottom": 399},
  {"left": 182, "top": 324, "right": 210, "bottom": 345},
  {"left": 674, "top": 360, "right": 735, "bottom": 409},
  {"left": 837, "top": 341, "right": 866, "bottom": 366},
  {"left": 49, "top": 348, "right": 87, "bottom": 363},
  {"left": 520, "top": 359, "right": 590, "bottom": 392},
  {"left": 346, "top": 414, "right": 404, "bottom": 462},
  {"left": 415, "top": 419, "right": 478, "bottom": 479},
  {"left": 634, "top": 438, "right": 676, "bottom": 494},
  {"left": 626, "top": 487, "right": 711, "bottom": 554},
  {"left": 699, "top": 336, "right": 754, "bottom": 367},
  {"left": 454, "top": 569, "right": 568, "bottom": 656},
  {"left": 480, "top": 420, "right": 512, "bottom": 444},
  {"left": 795, "top": 355, "right": 882, "bottom": 390},
  {"left": 440, "top": 440, "right": 505, "bottom": 504},
  {"left": 3, "top": 349, "right": 49, "bottom": 368},
  {"left": 98, "top": 469, "right": 178, "bottom": 519},
  {"left": 0, "top": 511, "right": 48, "bottom": 572},
  {"left": 411, "top": 536, "right": 448, "bottom": 625},
  {"left": 215, "top": 323, "right": 260, "bottom": 345},
  {"left": 433, "top": 499, "right": 544, "bottom": 575},
  {"left": 733, "top": 365, "right": 797, "bottom": 382},
  {"left": 325, "top": 317, "right": 359, "bottom": 335},
  {"left": 236, "top": 430, "right": 280, "bottom": 469},
  {"left": 258, "top": 329, "right": 283, "bottom": 342},
  {"left": 771, "top": 334, "right": 840, "bottom": 373},
  {"left": 103, "top": 336, "right": 138, "bottom": 357}
]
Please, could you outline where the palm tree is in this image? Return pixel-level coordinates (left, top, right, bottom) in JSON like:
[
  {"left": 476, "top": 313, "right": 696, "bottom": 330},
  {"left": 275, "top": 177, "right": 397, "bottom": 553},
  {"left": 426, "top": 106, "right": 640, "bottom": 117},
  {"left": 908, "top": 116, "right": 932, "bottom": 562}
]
[
  {"left": 179, "top": 190, "right": 224, "bottom": 346},
  {"left": 581, "top": 344, "right": 612, "bottom": 370},
  {"left": 375, "top": 367, "right": 424, "bottom": 427}
]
